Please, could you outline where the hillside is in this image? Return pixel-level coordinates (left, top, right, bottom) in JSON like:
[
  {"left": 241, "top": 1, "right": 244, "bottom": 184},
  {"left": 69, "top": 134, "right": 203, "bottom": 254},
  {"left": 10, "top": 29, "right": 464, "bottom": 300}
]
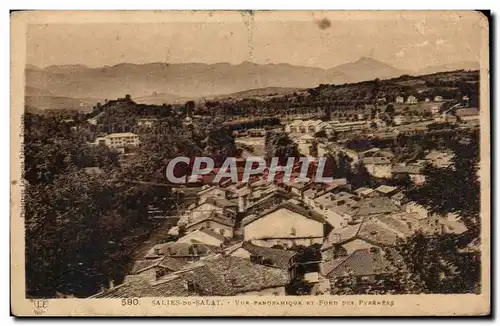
[
  {"left": 213, "top": 87, "right": 302, "bottom": 100},
  {"left": 194, "top": 69, "right": 480, "bottom": 118},
  {"left": 25, "top": 59, "right": 479, "bottom": 111}
]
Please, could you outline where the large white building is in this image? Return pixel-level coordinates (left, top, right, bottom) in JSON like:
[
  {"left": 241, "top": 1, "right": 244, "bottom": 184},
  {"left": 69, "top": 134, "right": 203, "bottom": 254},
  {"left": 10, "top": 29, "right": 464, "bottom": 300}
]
[
  {"left": 285, "top": 119, "right": 326, "bottom": 135},
  {"left": 242, "top": 200, "right": 327, "bottom": 248},
  {"left": 94, "top": 133, "right": 140, "bottom": 149}
]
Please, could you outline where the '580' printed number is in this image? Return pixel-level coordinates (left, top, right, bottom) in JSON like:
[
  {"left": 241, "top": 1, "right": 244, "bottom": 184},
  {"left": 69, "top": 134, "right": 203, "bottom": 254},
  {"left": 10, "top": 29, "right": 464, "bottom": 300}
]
[{"left": 121, "top": 298, "right": 139, "bottom": 306}]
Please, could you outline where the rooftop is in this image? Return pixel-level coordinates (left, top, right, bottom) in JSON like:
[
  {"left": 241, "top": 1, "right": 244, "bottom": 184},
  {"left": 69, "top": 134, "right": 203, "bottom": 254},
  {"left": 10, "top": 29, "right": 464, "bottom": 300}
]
[
  {"left": 374, "top": 185, "right": 398, "bottom": 194},
  {"left": 242, "top": 199, "right": 326, "bottom": 227},
  {"left": 356, "top": 197, "right": 399, "bottom": 217},
  {"left": 145, "top": 242, "right": 222, "bottom": 259},
  {"left": 106, "top": 132, "right": 138, "bottom": 138},
  {"left": 226, "top": 241, "right": 297, "bottom": 270},
  {"left": 324, "top": 248, "right": 394, "bottom": 277},
  {"left": 186, "top": 211, "right": 235, "bottom": 228},
  {"left": 362, "top": 157, "right": 391, "bottom": 165},
  {"left": 92, "top": 256, "right": 289, "bottom": 298},
  {"left": 391, "top": 164, "right": 424, "bottom": 174},
  {"left": 456, "top": 108, "right": 479, "bottom": 117}
]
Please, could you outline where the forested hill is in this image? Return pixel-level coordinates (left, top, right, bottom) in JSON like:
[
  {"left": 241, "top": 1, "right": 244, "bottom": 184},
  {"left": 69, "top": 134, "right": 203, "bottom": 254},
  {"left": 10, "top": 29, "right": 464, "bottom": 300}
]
[
  {"left": 194, "top": 69, "right": 480, "bottom": 117},
  {"left": 34, "top": 69, "right": 480, "bottom": 123}
]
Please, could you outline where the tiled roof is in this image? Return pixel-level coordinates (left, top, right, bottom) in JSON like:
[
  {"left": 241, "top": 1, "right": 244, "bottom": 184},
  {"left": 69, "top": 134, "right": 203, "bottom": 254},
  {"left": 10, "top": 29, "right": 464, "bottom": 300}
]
[
  {"left": 391, "top": 165, "right": 424, "bottom": 174},
  {"left": 314, "top": 191, "right": 361, "bottom": 216},
  {"left": 354, "top": 187, "right": 375, "bottom": 196},
  {"left": 197, "top": 185, "right": 226, "bottom": 196},
  {"left": 157, "top": 256, "right": 189, "bottom": 271},
  {"left": 357, "top": 219, "right": 400, "bottom": 246},
  {"left": 127, "top": 256, "right": 187, "bottom": 274},
  {"left": 356, "top": 197, "right": 399, "bottom": 217},
  {"left": 374, "top": 214, "right": 413, "bottom": 237},
  {"left": 227, "top": 242, "right": 296, "bottom": 270},
  {"left": 92, "top": 256, "right": 289, "bottom": 298},
  {"left": 321, "top": 223, "right": 363, "bottom": 250},
  {"left": 456, "top": 108, "right": 479, "bottom": 117},
  {"left": 200, "top": 256, "right": 289, "bottom": 293},
  {"left": 242, "top": 200, "right": 326, "bottom": 226},
  {"left": 374, "top": 185, "right": 397, "bottom": 194},
  {"left": 246, "top": 188, "right": 293, "bottom": 210},
  {"left": 198, "top": 227, "right": 227, "bottom": 242},
  {"left": 129, "top": 258, "right": 164, "bottom": 274},
  {"left": 378, "top": 150, "right": 395, "bottom": 158},
  {"left": 320, "top": 259, "right": 346, "bottom": 276},
  {"left": 325, "top": 248, "right": 394, "bottom": 277},
  {"left": 362, "top": 157, "right": 391, "bottom": 165},
  {"left": 186, "top": 211, "right": 235, "bottom": 228},
  {"left": 193, "top": 197, "right": 238, "bottom": 210},
  {"left": 145, "top": 242, "right": 222, "bottom": 259}
]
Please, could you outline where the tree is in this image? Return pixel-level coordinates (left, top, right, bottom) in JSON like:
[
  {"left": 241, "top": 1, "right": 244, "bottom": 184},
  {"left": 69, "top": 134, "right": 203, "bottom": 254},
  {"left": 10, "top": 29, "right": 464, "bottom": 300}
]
[
  {"left": 184, "top": 100, "right": 195, "bottom": 118},
  {"left": 406, "top": 131, "right": 480, "bottom": 237},
  {"left": 392, "top": 232, "right": 480, "bottom": 294},
  {"left": 385, "top": 103, "right": 395, "bottom": 116},
  {"left": 348, "top": 161, "right": 376, "bottom": 188},
  {"left": 265, "top": 131, "right": 300, "bottom": 164}
]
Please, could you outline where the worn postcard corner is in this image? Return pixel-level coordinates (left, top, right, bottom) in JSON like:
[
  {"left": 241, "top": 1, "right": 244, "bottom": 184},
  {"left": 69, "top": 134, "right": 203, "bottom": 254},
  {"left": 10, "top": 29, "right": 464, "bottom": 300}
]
[{"left": 10, "top": 10, "right": 490, "bottom": 317}]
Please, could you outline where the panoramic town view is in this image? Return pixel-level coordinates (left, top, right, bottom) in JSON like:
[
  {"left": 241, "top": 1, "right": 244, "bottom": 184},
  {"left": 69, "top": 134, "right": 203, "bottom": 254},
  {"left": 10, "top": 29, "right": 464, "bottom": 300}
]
[{"left": 22, "top": 12, "right": 483, "bottom": 299}]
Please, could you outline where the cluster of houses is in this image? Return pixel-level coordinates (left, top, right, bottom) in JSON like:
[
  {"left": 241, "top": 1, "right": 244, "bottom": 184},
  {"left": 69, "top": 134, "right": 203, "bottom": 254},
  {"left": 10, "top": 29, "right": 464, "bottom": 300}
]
[
  {"left": 395, "top": 95, "right": 448, "bottom": 105},
  {"left": 92, "top": 154, "right": 467, "bottom": 298},
  {"left": 316, "top": 143, "right": 454, "bottom": 182}
]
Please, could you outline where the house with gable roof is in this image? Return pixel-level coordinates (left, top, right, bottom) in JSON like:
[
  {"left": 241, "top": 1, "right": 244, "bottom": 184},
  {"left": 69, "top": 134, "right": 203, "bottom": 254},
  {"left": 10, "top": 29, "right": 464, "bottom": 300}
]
[
  {"left": 242, "top": 199, "right": 330, "bottom": 248},
  {"left": 91, "top": 256, "right": 290, "bottom": 297}
]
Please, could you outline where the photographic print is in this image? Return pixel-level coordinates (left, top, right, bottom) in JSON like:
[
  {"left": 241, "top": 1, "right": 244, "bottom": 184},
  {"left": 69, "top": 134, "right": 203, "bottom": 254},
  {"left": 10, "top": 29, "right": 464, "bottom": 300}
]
[{"left": 10, "top": 10, "right": 490, "bottom": 316}]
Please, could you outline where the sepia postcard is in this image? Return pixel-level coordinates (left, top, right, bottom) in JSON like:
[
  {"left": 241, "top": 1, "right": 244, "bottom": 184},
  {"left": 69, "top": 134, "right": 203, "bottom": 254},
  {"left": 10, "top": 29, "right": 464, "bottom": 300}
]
[{"left": 10, "top": 10, "right": 490, "bottom": 316}]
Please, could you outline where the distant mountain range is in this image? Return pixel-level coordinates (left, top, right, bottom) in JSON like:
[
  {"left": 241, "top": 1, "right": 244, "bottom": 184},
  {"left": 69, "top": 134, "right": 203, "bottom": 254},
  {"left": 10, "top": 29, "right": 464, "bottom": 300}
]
[{"left": 25, "top": 58, "right": 479, "bottom": 110}]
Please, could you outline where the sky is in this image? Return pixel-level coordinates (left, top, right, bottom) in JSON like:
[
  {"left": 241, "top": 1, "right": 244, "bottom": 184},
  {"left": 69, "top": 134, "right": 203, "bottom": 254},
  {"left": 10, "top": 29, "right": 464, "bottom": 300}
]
[{"left": 25, "top": 11, "right": 486, "bottom": 70}]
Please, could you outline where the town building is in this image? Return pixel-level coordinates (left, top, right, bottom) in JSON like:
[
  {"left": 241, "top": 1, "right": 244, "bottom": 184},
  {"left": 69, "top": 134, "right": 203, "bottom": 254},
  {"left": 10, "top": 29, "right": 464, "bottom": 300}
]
[
  {"left": 321, "top": 247, "right": 396, "bottom": 291},
  {"left": 144, "top": 242, "right": 223, "bottom": 263},
  {"left": 225, "top": 241, "right": 297, "bottom": 279},
  {"left": 296, "top": 134, "right": 315, "bottom": 155},
  {"left": 123, "top": 256, "right": 187, "bottom": 283},
  {"left": 92, "top": 256, "right": 290, "bottom": 297},
  {"left": 136, "top": 118, "right": 158, "bottom": 127},
  {"left": 184, "top": 211, "right": 235, "bottom": 239},
  {"left": 431, "top": 106, "right": 441, "bottom": 115},
  {"left": 177, "top": 228, "right": 228, "bottom": 247},
  {"left": 94, "top": 132, "right": 140, "bottom": 150},
  {"left": 242, "top": 200, "right": 329, "bottom": 248},
  {"left": 285, "top": 119, "right": 326, "bottom": 135},
  {"left": 187, "top": 197, "right": 238, "bottom": 223},
  {"left": 391, "top": 164, "right": 426, "bottom": 185},
  {"left": 424, "top": 150, "right": 454, "bottom": 168},
  {"left": 456, "top": 108, "right": 479, "bottom": 123},
  {"left": 361, "top": 157, "right": 392, "bottom": 178},
  {"left": 393, "top": 115, "right": 406, "bottom": 126},
  {"left": 312, "top": 191, "right": 361, "bottom": 229},
  {"left": 406, "top": 95, "right": 418, "bottom": 104}
]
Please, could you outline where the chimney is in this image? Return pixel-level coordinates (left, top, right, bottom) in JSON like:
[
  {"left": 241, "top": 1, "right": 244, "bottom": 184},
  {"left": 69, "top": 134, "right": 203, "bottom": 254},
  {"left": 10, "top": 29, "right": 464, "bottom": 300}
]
[{"left": 108, "top": 279, "right": 115, "bottom": 289}]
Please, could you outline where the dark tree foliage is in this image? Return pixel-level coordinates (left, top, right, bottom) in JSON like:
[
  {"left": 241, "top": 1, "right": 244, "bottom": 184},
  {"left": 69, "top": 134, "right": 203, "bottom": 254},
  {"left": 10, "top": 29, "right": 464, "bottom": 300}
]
[
  {"left": 406, "top": 130, "right": 480, "bottom": 237},
  {"left": 265, "top": 131, "right": 300, "bottom": 164},
  {"left": 393, "top": 232, "right": 480, "bottom": 294},
  {"left": 23, "top": 106, "right": 238, "bottom": 298}
]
